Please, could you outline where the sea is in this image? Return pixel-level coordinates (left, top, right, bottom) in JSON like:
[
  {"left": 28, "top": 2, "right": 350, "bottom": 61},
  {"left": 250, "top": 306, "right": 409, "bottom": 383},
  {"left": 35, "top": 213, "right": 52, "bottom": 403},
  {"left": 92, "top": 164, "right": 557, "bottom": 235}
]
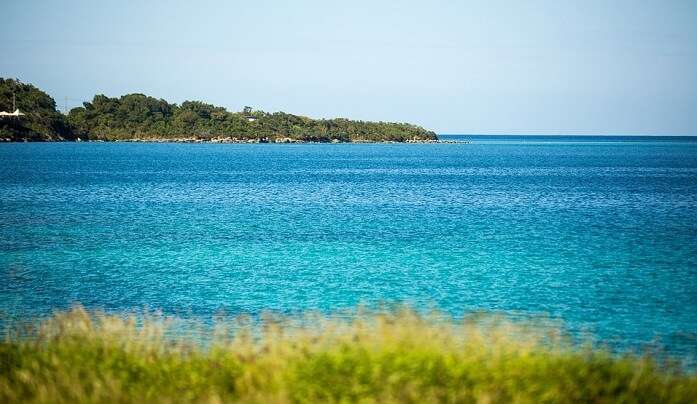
[{"left": 1, "top": 135, "right": 697, "bottom": 359}]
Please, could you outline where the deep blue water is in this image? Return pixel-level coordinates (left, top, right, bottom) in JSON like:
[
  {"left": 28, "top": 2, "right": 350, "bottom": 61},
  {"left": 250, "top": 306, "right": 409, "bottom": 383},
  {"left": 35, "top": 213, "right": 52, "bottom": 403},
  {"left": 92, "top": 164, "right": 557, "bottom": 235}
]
[{"left": 1, "top": 136, "right": 697, "bottom": 357}]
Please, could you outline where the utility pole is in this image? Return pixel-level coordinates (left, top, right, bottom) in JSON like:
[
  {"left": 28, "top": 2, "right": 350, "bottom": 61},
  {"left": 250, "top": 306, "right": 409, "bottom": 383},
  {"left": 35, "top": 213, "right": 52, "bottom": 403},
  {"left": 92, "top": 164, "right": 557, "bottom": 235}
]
[{"left": 64, "top": 96, "right": 68, "bottom": 114}]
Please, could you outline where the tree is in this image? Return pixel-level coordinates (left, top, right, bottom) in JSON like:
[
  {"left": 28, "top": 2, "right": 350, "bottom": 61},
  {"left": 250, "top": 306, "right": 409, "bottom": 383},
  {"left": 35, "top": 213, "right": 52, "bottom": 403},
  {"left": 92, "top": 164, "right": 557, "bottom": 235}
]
[
  {"left": 0, "top": 79, "right": 439, "bottom": 142},
  {"left": 0, "top": 78, "right": 74, "bottom": 141}
]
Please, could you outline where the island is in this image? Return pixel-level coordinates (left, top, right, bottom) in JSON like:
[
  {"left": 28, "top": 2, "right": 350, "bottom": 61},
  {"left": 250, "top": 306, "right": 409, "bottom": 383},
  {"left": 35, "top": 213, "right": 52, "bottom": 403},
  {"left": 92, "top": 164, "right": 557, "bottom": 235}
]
[{"left": 1, "top": 78, "right": 438, "bottom": 143}]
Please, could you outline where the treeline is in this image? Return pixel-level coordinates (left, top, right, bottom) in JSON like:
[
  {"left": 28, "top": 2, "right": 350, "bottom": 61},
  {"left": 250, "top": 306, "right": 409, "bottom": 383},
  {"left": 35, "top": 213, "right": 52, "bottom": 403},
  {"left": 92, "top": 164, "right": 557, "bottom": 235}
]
[
  {"left": 67, "top": 94, "right": 437, "bottom": 142},
  {"left": 1, "top": 78, "right": 437, "bottom": 142}
]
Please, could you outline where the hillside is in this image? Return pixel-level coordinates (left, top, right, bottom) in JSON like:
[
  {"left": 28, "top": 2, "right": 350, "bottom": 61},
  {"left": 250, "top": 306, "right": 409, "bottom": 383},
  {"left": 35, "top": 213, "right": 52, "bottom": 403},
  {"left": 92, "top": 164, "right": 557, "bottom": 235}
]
[
  {"left": 0, "top": 78, "right": 437, "bottom": 143},
  {"left": 67, "top": 94, "right": 437, "bottom": 142},
  {"left": 0, "top": 78, "right": 74, "bottom": 141}
]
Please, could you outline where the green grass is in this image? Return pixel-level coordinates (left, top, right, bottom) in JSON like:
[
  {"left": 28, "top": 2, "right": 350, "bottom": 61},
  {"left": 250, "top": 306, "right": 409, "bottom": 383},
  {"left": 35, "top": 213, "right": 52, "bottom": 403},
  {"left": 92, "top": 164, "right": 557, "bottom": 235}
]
[{"left": 1, "top": 307, "right": 696, "bottom": 403}]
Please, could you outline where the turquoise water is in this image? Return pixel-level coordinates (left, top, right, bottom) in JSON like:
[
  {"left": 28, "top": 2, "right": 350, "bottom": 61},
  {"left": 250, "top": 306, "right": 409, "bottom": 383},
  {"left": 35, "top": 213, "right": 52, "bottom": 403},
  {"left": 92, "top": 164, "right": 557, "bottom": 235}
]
[{"left": 1, "top": 135, "right": 697, "bottom": 357}]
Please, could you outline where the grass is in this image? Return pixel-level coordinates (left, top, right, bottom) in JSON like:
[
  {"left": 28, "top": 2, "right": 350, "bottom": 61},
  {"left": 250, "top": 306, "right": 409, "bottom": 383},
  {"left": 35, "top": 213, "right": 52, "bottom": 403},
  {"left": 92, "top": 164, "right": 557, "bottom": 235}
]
[{"left": 1, "top": 307, "right": 696, "bottom": 403}]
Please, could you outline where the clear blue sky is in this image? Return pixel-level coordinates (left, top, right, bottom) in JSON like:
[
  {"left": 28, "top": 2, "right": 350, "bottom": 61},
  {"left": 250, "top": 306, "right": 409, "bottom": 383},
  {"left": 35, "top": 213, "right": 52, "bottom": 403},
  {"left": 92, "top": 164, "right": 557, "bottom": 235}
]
[{"left": 2, "top": 0, "right": 696, "bottom": 134}]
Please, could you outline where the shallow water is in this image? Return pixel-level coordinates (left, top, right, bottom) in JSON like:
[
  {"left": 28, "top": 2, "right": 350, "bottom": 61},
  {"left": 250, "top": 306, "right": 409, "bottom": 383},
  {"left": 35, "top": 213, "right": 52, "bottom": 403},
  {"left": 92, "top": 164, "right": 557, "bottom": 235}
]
[{"left": 1, "top": 135, "right": 697, "bottom": 357}]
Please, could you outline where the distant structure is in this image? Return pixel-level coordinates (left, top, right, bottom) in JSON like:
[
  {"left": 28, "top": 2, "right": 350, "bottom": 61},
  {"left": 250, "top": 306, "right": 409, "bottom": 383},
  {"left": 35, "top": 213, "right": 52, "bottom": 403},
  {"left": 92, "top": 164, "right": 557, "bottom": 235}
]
[
  {"left": 0, "top": 91, "right": 26, "bottom": 119},
  {"left": 0, "top": 109, "right": 25, "bottom": 118},
  {"left": 242, "top": 106, "right": 256, "bottom": 122}
]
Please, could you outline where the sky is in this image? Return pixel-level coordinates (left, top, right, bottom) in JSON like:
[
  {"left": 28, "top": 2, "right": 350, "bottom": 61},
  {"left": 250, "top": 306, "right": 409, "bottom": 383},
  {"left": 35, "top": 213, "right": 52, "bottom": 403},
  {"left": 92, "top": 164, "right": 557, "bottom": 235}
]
[{"left": 1, "top": 0, "right": 696, "bottom": 135}]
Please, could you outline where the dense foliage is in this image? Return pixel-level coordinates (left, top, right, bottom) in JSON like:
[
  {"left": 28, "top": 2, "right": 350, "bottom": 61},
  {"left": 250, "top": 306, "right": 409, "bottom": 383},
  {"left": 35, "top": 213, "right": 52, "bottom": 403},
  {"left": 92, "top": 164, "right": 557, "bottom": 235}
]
[
  {"left": 2, "top": 307, "right": 696, "bottom": 403},
  {"left": 67, "top": 94, "right": 437, "bottom": 142},
  {"left": 0, "top": 78, "right": 73, "bottom": 141},
  {"left": 1, "top": 78, "right": 437, "bottom": 142}
]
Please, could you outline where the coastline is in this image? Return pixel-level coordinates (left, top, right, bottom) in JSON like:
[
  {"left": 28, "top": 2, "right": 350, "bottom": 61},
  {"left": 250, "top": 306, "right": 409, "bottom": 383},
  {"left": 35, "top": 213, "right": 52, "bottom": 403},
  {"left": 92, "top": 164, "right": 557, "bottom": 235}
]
[{"left": 0, "top": 137, "right": 468, "bottom": 144}]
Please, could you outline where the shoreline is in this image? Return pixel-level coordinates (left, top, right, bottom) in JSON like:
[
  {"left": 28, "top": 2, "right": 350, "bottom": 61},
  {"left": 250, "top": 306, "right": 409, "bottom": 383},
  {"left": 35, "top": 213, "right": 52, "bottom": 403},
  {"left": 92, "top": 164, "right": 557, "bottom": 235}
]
[{"left": 0, "top": 137, "right": 468, "bottom": 144}]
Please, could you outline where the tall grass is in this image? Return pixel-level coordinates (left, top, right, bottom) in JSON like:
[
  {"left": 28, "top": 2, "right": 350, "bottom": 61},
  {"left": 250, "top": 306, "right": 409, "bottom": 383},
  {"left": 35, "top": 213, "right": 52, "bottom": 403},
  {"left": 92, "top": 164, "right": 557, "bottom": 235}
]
[{"left": 1, "top": 307, "right": 695, "bottom": 403}]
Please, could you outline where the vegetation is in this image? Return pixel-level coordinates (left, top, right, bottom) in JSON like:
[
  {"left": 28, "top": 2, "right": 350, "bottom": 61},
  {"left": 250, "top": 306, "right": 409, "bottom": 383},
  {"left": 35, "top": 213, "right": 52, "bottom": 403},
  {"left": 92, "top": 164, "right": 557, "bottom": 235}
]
[
  {"left": 0, "top": 77, "right": 437, "bottom": 142},
  {"left": 0, "top": 79, "right": 74, "bottom": 141},
  {"left": 2, "top": 307, "right": 695, "bottom": 403},
  {"left": 67, "top": 94, "right": 437, "bottom": 142}
]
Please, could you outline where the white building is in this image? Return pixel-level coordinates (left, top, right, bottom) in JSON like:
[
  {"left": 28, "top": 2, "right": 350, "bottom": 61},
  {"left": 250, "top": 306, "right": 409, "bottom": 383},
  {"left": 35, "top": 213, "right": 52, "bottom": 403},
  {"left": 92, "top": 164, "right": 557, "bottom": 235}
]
[{"left": 0, "top": 109, "right": 26, "bottom": 118}]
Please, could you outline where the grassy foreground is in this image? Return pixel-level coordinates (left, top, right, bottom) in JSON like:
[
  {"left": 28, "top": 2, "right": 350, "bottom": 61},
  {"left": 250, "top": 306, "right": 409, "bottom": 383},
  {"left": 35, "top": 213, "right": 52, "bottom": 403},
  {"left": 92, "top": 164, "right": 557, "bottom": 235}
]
[{"left": 1, "top": 308, "right": 696, "bottom": 403}]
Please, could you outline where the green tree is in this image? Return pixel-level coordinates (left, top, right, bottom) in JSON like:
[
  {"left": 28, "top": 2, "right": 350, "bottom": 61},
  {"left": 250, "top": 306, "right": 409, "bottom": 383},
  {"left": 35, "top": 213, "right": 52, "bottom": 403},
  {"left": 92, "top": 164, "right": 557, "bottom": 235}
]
[{"left": 0, "top": 78, "right": 74, "bottom": 141}]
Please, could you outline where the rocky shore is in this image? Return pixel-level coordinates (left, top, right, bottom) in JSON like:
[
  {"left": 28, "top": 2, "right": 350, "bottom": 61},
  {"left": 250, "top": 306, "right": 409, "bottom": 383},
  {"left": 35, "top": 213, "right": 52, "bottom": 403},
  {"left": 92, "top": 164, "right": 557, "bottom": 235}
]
[
  {"left": 1, "top": 136, "right": 469, "bottom": 144},
  {"left": 111, "top": 137, "right": 469, "bottom": 144}
]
